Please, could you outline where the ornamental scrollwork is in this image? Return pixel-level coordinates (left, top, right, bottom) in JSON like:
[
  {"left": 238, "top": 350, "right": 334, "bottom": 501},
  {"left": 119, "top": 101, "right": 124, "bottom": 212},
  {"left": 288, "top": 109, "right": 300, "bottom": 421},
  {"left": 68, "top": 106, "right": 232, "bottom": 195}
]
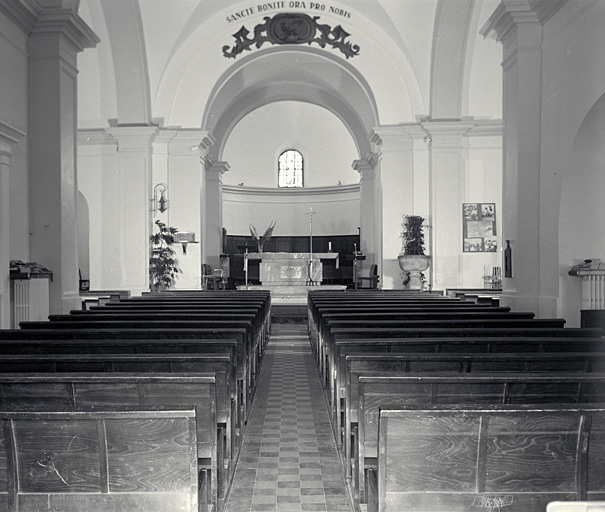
[{"left": 222, "top": 13, "right": 360, "bottom": 59}]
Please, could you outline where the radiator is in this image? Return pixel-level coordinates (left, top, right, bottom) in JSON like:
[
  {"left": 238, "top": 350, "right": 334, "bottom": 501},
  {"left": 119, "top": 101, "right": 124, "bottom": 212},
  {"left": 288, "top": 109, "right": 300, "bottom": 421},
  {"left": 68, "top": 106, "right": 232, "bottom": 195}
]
[{"left": 13, "top": 279, "right": 50, "bottom": 326}]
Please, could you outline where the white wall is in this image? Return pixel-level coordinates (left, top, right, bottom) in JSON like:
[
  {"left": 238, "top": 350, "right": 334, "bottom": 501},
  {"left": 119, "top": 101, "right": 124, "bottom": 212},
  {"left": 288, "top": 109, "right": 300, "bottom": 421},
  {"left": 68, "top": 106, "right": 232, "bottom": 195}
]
[
  {"left": 559, "top": 93, "right": 605, "bottom": 326},
  {"left": 537, "top": 1, "right": 605, "bottom": 325},
  {"left": 222, "top": 101, "right": 360, "bottom": 188},
  {"left": 0, "top": 11, "right": 30, "bottom": 261},
  {"left": 223, "top": 184, "right": 360, "bottom": 237}
]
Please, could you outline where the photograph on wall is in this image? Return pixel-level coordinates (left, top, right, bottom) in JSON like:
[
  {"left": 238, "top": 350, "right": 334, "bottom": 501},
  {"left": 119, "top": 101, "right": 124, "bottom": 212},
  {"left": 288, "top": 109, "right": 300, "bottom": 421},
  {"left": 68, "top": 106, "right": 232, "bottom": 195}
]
[{"left": 463, "top": 203, "right": 497, "bottom": 252}]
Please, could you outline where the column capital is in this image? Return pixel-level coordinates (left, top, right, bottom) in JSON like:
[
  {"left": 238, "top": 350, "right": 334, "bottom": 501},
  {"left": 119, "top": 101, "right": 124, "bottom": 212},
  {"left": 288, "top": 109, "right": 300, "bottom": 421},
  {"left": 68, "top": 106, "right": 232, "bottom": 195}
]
[
  {"left": 168, "top": 130, "right": 215, "bottom": 155},
  {"left": 107, "top": 126, "right": 160, "bottom": 152},
  {"left": 422, "top": 120, "right": 475, "bottom": 147},
  {"left": 480, "top": 0, "right": 567, "bottom": 45},
  {"left": 208, "top": 161, "right": 230, "bottom": 177},
  {"left": 353, "top": 153, "right": 379, "bottom": 176},
  {"left": 31, "top": 6, "right": 100, "bottom": 53}
]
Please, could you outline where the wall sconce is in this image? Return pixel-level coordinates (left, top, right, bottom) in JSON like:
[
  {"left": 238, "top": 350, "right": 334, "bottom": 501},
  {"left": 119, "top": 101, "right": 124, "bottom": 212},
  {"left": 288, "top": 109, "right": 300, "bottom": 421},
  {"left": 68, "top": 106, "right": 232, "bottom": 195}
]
[
  {"left": 151, "top": 183, "right": 169, "bottom": 216},
  {"left": 174, "top": 231, "right": 197, "bottom": 254}
]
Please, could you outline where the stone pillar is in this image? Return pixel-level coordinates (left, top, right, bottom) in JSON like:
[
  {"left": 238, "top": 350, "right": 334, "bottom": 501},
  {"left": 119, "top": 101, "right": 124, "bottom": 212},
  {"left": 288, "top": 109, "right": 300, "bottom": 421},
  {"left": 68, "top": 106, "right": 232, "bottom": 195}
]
[
  {"left": 107, "top": 126, "right": 159, "bottom": 295},
  {"left": 28, "top": 6, "right": 99, "bottom": 314},
  {"left": 423, "top": 121, "right": 473, "bottom": 292},
  {"left": 165, "top": 130, "right": 213, "bottom": 290},
  {"left": 0, "top": 122, "right": 25, "bottom": 328},
  {"left": 205, "top": 160, "right": 229, "bottom": 269},
  {"left": 481, "top": 0, "right": 566, "bottom": 315},
  {"left": 353, "top": 153, "right": 378, "bottom": 270}
]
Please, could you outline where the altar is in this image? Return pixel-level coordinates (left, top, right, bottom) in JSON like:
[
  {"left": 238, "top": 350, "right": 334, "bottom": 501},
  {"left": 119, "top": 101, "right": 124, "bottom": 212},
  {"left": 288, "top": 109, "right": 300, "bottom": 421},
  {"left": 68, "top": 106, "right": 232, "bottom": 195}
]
[{"left": 246, "top": 252, "right": 338, "bottom": 285}]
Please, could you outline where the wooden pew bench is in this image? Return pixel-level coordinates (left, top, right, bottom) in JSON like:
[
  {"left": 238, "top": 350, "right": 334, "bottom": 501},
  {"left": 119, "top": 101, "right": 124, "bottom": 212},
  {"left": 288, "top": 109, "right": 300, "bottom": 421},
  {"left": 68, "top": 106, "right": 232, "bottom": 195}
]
[
  {"left": 0, "top": 327, "right": 256, "bottom": 422},
  {"left": 0, "top": 405, "right": 204, "bottom": 512},
  {"left": 0, "top": 373, "right": 220, "bottom": 510},
  {"left": 372, "top": 404, "right": 605, "bottom": 512},
  {"left": 42, "top": 312, "right": 268, "bottom": 383},
  {"left": 0, "top": 352, "right": 237, "bottom": 496},
  {"left": 353, "top": 373, "right": 605, "bottom": 505},
  {"left": 330, "top": 336, "right": 605, "bottom": 418},
  {"left": 318, "top": 326, "right": 605, "bottom": 390},
  {"left": 313, "top": 312, "right": 542, "bottom": 358},
  {"left": 339, "top": 351, "right": 605, "bottom": 483},
  {"left": 0, "top": 332, "right": 251, "bottom": 419}
]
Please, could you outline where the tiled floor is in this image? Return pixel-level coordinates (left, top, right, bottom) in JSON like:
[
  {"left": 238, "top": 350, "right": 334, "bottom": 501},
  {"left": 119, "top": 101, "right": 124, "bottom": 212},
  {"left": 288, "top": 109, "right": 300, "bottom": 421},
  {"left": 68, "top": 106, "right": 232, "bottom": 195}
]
[{"left": 224, "top": 323, "right": 353, "bottom": 512}]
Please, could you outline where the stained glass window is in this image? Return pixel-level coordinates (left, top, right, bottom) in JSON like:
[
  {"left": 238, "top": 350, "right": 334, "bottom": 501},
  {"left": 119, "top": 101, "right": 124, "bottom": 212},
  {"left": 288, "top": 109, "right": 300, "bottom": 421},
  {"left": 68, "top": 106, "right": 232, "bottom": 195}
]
[{"left": 278, "top": 149, "right": 304, "bottom": 188}]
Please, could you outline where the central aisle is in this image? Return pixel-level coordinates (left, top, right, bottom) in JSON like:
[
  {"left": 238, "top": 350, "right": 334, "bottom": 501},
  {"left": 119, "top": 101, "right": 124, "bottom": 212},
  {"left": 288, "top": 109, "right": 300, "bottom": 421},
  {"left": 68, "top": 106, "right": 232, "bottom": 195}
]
[{"left": 224, "top": 322, "right": 353, "bottom": 512}]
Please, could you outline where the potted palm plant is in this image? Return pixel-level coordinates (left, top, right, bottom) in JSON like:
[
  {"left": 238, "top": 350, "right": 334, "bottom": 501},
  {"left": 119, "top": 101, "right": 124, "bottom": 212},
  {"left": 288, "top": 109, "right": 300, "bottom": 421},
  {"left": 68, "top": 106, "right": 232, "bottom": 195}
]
[
  {"left": 398, "top": 215, "right": 430, "bottom": 290},
  {"left": 149, "top": 219, "right": 180, "bottom": 291}
]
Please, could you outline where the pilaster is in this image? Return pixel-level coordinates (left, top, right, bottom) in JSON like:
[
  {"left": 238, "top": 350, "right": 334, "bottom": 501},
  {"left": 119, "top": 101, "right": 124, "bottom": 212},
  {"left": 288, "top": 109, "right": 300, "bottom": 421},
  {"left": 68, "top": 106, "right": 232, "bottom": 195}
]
[
  {"left": 481, "top": 0, "right": 567, "bottom": 315},
  {"left": 422, "top": 121, "right": 474, "bottom": 291},
  {"left": 205, "top": 160, "right": 229, "bottom": 269},
  {"left": 0, "top": 122, "right": 26, "bottom": 328},
  {"left": 28, "top": 5, "right": 99, "bottom": 314},
  {"left": 107, "top": 126, "right": 159, "bottom": 295},
  {"left": 353, "top": 154, "right": 378, "bottom": 270},
  {"left": 369, "top": 125, "right": 430, "bottom": 289},
  {"left": 165, "top": 129, "right": 211, "bottom": 289}
]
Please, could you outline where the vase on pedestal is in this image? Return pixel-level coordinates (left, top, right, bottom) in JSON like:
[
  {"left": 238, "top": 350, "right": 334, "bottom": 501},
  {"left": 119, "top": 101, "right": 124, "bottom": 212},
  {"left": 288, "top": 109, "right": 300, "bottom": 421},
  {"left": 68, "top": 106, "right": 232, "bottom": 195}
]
[{"left": 398, "top": 254, "right": 431, "bottom": 290}]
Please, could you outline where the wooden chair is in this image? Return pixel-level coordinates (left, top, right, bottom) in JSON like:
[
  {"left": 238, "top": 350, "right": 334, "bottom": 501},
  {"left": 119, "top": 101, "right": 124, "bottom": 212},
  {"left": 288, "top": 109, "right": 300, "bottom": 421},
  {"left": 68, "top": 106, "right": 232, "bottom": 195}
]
[
  {"left": 202, "top": 263, "right": 225, "bottom": 290},
  {"left": 356, "top": 264, "right": 379, "bottom": 289}
]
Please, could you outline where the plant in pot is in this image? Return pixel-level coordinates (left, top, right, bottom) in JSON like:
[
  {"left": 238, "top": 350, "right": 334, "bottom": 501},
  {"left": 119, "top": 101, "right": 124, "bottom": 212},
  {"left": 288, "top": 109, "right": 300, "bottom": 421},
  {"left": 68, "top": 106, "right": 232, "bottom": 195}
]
[
  {"left": 149, "top": 219, "right": 180, "bottom": 291},
  {"left": 398, "top": 215, "right": 430, "bottom": 290}
]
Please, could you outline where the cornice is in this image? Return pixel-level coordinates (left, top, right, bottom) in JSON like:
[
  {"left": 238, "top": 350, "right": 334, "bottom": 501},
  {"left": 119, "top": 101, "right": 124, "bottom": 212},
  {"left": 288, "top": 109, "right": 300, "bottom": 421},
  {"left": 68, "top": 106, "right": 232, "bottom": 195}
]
[
  {"left": 481, "top": 0, "right": 569, "bottom": 42},
  {"left": 467, "top": 120, "right": 504, "bottom": 137},
  {"left": 32, "top": 7, "right": 100, "bottom": 51},
  {"left": 0, "top": 121, "right": 26, "bottom": 145},
  {"left": 0, "top": 0, "right": 40, "bottom": 34},
  {"left": 223, "top": 183, "right": 360, "bottom": 198},
  {"left": 208, "top": 161, "right": 230, "bottom": 175}
]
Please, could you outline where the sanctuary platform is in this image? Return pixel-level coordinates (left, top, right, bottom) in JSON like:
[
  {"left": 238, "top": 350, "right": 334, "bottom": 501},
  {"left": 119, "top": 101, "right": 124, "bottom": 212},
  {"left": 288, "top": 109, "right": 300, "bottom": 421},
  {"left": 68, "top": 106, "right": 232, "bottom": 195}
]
[{"left": 237, "top": 284, "right": 346, "bottom": 304}]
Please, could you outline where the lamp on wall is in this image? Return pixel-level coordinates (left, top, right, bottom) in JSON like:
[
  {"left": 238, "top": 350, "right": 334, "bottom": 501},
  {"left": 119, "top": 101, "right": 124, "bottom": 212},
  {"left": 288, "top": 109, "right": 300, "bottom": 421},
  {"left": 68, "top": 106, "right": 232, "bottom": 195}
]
[{"left": 151, "top": 183, "right": 169, "bottom": 216}]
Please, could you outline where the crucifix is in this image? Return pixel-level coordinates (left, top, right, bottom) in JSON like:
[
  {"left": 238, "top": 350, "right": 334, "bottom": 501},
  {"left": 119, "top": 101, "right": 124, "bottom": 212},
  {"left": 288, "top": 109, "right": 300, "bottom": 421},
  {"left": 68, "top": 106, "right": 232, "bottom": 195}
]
[{"left": 307, "top": 207, "right": 315, "bottom": 285}]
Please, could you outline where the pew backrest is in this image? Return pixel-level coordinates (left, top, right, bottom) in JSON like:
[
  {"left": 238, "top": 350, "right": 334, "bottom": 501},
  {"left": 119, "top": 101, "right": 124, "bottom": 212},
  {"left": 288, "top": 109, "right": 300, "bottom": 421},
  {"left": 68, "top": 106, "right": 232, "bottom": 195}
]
[
  {"left": 0, "top": 405, "right": 200, "bottom": 512},
  {"left": 377, "top": 404, "right": 605, "bottom": 512}
]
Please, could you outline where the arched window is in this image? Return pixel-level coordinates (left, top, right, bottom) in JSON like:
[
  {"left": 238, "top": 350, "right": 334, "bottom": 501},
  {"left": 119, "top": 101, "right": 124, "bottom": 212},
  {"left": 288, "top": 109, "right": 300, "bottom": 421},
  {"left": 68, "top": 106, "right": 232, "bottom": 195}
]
[{"left": 278, "top": 149, "right": 304, "bottom": 188}]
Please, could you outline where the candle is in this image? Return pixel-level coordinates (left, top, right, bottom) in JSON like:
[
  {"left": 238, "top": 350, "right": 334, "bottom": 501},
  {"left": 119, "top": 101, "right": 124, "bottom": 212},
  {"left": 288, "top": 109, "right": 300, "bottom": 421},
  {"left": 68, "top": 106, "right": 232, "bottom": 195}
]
[{"left": 328, "top": 242, "right": 332, "bottom": 251}]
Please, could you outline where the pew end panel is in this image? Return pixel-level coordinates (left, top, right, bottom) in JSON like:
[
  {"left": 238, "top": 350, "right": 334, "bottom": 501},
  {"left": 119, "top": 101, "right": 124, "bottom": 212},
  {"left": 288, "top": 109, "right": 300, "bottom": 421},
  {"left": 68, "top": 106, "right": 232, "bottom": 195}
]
[
  {"left": 377, "top": 404, "right": 605, "bottom": 512},
  {"left": 0, "top": 406, "right": 201, "bottom": 512}
]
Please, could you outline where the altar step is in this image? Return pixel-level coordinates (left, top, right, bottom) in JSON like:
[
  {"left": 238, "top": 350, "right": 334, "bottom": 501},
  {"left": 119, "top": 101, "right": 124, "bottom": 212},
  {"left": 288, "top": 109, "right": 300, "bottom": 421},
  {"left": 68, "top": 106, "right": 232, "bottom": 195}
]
[{"left": 237, "top": 284, "right": 346, "bottom": 305}]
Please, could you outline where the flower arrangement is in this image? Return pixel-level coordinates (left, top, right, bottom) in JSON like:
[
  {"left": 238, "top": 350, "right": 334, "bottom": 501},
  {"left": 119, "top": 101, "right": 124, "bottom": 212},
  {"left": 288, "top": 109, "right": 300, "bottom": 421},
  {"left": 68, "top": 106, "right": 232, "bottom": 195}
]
[{"left": 249, "top": 221, "right": 276, "bottom": 253}]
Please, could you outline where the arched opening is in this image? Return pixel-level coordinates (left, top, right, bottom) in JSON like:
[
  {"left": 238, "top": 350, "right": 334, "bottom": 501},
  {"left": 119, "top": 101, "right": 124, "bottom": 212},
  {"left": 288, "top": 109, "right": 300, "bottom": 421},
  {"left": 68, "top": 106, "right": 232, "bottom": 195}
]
[{"left": 559, "top": 92, "right": 605, "bottom": 325}]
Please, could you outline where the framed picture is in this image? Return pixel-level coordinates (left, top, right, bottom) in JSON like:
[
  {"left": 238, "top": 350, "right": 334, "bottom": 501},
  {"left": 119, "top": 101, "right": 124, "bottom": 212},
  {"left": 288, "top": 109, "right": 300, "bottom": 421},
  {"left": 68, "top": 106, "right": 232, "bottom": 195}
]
[{"left": 463, "top": 203, "right": 497, "bottom": 252}]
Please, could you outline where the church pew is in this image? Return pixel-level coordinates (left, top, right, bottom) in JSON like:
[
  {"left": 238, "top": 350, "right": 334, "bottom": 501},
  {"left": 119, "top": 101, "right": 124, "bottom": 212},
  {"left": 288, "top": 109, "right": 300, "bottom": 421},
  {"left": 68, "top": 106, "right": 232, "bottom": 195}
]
[
  {"left": 46, "top": 311, "right": 268, "bottom": 377},
  {"left": 0, "top": 373, "right": 221, "bottom": 511},
  {"left": 307, "top": 303, "right": 512, "bottom": 340},
  {"left": 124, "top": 291, "right": 272, "bottom": 331},
  {"left": 0, "top": 405, "right": 204, "bottom": 512},
  {"left": 340, "top": 351, "right": 605, "bottom": 482},
  {"left": 373, "top": 404, "right": 605, "bottom": 512},
  {"left": 0, "top": 334, "right": 253, "bottom": 426},
  {"left": 318, "top": 326, "right": 605, "bottom": 390},
  {"left": 326, "top": 335, "right": 605, "bottom": 453},
  {"left": 353, "top": 373, "right": 605, "bottom": 504},
  {"left": 0, "top": 352, "right": 238, "bottom": 491},
  {"left": 11, "top": 324, "right": 258, "bottom": 418},
  {"left": 312, "top": 311, "right": 540, "bottom": 359}
]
